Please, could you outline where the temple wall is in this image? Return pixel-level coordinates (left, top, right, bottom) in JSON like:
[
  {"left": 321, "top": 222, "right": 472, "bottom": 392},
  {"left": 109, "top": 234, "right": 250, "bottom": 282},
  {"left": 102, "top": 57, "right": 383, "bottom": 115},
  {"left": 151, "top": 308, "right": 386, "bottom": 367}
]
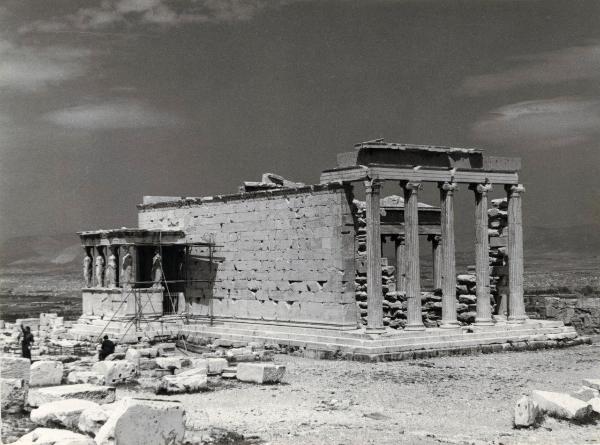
[{"left": 137, "top": 185, "right": 358, "bottom": 329}]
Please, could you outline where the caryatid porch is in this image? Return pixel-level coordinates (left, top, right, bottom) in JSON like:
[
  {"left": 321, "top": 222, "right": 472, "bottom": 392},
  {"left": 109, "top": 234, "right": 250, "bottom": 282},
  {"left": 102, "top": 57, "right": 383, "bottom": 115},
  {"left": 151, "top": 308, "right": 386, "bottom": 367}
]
[
  {"left": 77, "top": 228, "right": 215, "bottom": 321},
  {"left": 322, "top": 141, "right": 527, "bottom": 333}
]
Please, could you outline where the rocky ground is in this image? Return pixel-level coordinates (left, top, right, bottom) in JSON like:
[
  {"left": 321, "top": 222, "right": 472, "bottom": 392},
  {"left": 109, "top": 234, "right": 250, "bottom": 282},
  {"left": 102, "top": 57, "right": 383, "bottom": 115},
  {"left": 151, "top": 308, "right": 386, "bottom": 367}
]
[{"left": 111, "top": 344, "right": 600, "bottom": 445}]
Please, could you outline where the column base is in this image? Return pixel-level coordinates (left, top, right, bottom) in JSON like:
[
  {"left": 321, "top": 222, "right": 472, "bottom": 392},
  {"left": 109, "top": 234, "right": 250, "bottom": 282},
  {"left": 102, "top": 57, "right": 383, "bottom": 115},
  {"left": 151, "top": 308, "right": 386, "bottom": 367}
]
[
  {"left": 405, "top": 323, "right": 426, "bottom": 331},
  {"left": 439, "top": 320, "right": 460, "bottom": 329},
  {"left": 508, "top": 315, "right": 528, "bottom": 324},
  {"left": 474, "top": 317, "right": 494, "bottom": 326}
]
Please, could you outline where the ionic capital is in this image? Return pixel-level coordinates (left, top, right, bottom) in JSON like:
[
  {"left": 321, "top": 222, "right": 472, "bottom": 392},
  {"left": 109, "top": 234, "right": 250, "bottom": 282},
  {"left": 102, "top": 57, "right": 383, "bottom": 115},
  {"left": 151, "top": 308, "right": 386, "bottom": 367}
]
[
  {"left": 401, "top": 181, "right": 422, "bottom": 192},
  {"left": 469, "top": 183, "right": 493, "bottom": 195},
  {"left": 364, "top": 179, "right": 382, "bottom": 194},
  {"left": 439, "top": 181, "right": 458, "bottom": 194},
  {"left": 427, "top": 234, "right": 442, "bottom": 243},
  {"left": 505, "top": 183, "right": 525, "bottom": 197}
]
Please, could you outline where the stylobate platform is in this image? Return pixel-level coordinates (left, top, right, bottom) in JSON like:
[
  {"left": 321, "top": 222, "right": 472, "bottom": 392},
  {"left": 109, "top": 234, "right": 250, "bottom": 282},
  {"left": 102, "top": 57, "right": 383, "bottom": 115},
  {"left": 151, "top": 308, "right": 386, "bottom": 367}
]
[{"left": 69, "top": 316, "right": 587, "bottom": 361}]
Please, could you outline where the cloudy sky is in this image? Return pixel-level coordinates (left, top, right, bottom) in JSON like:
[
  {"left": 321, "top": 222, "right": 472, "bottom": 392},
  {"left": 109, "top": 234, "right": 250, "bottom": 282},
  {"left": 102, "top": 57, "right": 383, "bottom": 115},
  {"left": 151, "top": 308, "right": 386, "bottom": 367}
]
[{"left": 1, "top": 0, "right": 599, "bottom": 244}]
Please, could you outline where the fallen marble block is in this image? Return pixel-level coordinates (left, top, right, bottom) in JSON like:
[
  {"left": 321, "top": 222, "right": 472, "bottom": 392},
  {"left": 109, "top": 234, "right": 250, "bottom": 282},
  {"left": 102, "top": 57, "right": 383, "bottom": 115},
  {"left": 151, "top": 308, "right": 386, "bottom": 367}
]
[
  {"left": 95, "top": 398, "right": 185, "bottom": 445},
  {"left": 582, "top": 379, "right": 600, "bottom": 391},
  {"left": 8, "top": 427, "right": 95, "bottom": 445},
  {"left": 31, "top": 398, "right": 99, "bottom": 429},
  {"left": 571, "top": 386, "right": 600, "bottom": 402},
  {"left": 67, "top": 371, "right": 106, "bottom": 385},
  {"left": 92, "top": 360, "right": 137, "bottom": 385},
  {"left": 0, "top": 356, "right": 31, "bottom": 382},
  {"left": 78, "top": 400, "right": 125, "bottom": 436},
  {"left": 30, "top": 360, "right": 64, "bottom": 387},
  {"left": 531, "top": 390, "right": 593, "bottom": 421},
  {"left": 125, "top": 348, "right": 141, "bottom": 367},
  {"left": 1, "top": 377, "right": 27, "bottom": 413},
  {"left": 513, "top": 395, "right": 541, "bottom": 428},
  {"left": 207, "top": 357, "right": 228, "bottom": 375},
  {"left": 155, "top": 356, "right": 190, "bottom": 370},
  {"left": 28, "top": 384, "right": 116, "bottom": 407},
  {"left": 157, "top": 368, "right": 208, "bottom": 394},
  {"left": 589, "top": 397, "right": 600, "bottom": 414},
  {"left": 236, "top": 363, "right": 286, "bottom": 384}
]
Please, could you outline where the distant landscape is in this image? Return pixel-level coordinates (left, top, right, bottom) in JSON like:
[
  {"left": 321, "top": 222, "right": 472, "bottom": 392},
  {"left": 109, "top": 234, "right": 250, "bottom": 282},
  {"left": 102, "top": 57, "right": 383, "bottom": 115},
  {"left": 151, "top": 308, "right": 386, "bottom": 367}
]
[{"left": 0, "top": 226, "right": 598, "bottom": 321}]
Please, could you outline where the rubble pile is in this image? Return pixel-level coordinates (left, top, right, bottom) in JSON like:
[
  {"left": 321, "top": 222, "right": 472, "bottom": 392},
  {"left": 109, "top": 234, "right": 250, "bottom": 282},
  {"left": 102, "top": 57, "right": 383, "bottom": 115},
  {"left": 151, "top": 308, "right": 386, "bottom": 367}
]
[
  {"left": 1, "top": 335, "right": 286, "bottom": 444},
  {"left": 488, "top": 198, "right": 509, "bottom": 317}
]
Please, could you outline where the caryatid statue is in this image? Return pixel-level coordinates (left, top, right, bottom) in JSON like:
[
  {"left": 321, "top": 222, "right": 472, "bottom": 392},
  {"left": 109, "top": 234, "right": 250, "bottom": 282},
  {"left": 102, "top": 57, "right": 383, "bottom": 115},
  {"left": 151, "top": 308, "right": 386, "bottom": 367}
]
[
  {"left": 105, "top": 250, "right": 117, "bottom": 288},
  {"left": 121, "top": 248, "right": 133, "bottom": 288},
  {"left": 83, "top": 253, "right": 92, "bottom": 287},
  {"left": 95, "top": 254, "right": 105, "bottom": 287},
  {"left": 151, "top": 251, "right": 163, "bottom": 288}
]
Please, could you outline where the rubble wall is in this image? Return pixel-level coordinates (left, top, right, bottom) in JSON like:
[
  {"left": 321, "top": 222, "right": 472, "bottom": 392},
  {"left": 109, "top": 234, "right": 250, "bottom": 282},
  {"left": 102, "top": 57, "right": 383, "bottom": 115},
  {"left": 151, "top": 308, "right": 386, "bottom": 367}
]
[
  {"left": 137, "top": 184, "right": 358, "bottom": 329},
  {"left": 525, "top": 291, "right": 600, "bottom": 335}
]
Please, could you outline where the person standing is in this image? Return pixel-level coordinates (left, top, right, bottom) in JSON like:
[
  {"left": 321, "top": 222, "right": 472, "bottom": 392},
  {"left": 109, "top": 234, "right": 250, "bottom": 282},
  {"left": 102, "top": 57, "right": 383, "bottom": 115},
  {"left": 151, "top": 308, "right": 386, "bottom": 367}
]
[{"left": 19, "top": 325, "right": 34, "bottom": 360}]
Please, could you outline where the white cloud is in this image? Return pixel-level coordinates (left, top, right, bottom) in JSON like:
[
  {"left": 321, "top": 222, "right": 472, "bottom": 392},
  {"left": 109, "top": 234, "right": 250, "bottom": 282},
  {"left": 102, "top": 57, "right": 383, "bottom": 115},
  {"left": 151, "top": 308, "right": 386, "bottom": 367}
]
[
  {"left": 0, "top": 40, "right": 90, "bottom": 92},
  {"left": 43, "top": 100, "right": 184, "bottom": 129},
  {"left": 459, "top": 43, "right": 600, "bottom": 96},
  {"left": 472, "top": 97, "right": 600, "bottom": 149},
  {"left": 18, "top": 0, "right": 286, "bottom": 33}
]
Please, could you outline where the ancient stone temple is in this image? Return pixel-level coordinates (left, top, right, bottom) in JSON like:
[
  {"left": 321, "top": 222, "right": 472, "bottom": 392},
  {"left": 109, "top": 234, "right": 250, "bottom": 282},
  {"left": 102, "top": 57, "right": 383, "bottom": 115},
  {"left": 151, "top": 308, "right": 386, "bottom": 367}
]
[{"left": 71, "top": 140, "right": 578, "bottom": 360}]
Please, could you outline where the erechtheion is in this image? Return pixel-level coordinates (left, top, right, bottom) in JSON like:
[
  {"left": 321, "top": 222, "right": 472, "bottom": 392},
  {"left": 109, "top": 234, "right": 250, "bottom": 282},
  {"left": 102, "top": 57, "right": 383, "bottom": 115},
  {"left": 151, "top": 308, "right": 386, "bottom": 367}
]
[{"left": 72, "top": 140, "right": 578, "bottom": 360}]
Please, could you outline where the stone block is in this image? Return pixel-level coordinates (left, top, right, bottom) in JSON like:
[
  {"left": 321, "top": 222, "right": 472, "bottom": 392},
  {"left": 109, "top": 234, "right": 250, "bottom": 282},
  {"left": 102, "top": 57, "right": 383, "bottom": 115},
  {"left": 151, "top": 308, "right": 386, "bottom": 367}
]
[
  {"left": 78, "top": 403, "right": 116, "bottom": 436},
  {"left": 0, "top": 356, "right": 31, "bottom": 382},
  {"left": 582, "top": 379, "right": 600, "bottom": 390},
  {"left": 236, "top": 363, "right": 286, "bottom": 384},
  {"left": 93, "top": 398, "right": 186, "bottom": 445},
  {"left": 155, "top": 356, "right": 191, "bottom": 370},
  {"left": 207, "top": 358, "right": 228, "bottom": 375},
  {"left": 571, "top": 386, "right": 600, "bottom": 402},
  {"left": 531, "top": 390, "right": 593, "bottom": 421},
  {"left": 31, "top": 398, "right": 99, "bottom": 429},
  {"left": 157, "top": 368, "right": 208, "bottom": 394},
  {"left": 67, "top": 371, "right": 106, "bottom": 385},
  {"left": 513, "top": 396, "right": 541, "bottom": 427},
  {"left": 1, "top": 377, "right": 27, "bottom": 413},
  {"left": 30, "top": 360, "right": 64, "bottom": 387},
  {"left": 28, "top": 384, "right": 116, "bottom": 407},
  {"left": 92, "top": 360, "right": 137, "bottom": 385},
  {"left": 9, "top": 427, "right": 95, "bottom": 445},
  {"left": 156, "top": 343, "right": 177, "bottom": 356},
  {"left": 125, "top": 348, "right": 141, "bottom": 367},
  {"left": 590, "top": 397, "right": 600, "bottom": 414}
]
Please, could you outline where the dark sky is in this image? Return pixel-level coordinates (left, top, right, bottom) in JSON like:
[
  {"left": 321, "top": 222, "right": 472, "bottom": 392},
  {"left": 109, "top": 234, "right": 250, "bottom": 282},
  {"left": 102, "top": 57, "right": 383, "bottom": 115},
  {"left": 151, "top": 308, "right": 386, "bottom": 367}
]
[{"left": 1, "top": 0, "right": 599, "bottom": 244}]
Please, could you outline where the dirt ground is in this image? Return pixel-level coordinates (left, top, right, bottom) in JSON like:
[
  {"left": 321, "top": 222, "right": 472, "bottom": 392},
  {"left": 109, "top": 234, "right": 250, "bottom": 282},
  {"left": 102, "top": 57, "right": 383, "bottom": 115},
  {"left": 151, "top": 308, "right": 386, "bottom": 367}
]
[{"left": 117, "top": 344, "right": 600, "bottom": 445}]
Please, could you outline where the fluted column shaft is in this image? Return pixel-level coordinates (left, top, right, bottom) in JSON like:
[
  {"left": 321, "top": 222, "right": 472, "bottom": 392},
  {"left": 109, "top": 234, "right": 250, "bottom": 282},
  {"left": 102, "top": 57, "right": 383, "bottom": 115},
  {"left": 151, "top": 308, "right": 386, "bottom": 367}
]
[
  {"left": 402, "top": 181, "right": 425, "bottom": 330},
  {"left": 506, "top": 184, "right": 527, "bottom": 323},
  {"left": 472, "top": 183, "right": 494, "bottom": 325},
  {"left": 439, "top": 182, "right": 459, "bottom": 328},
  {"left": 365, "top": 179, "right": 385, "bottom": 333},
  {"left": 394, "top": 235, "right": 406, "bottom": 294},
  {"left": 428, "top": 235, "right": 442, "bottom": 290}
]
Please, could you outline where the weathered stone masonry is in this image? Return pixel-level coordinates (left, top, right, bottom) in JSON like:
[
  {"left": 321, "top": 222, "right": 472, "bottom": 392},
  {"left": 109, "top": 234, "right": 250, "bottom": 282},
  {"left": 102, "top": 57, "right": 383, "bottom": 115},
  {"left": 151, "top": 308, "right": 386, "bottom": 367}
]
[{"left": 137, "top": 184, "right": 359, "bottom": 329}]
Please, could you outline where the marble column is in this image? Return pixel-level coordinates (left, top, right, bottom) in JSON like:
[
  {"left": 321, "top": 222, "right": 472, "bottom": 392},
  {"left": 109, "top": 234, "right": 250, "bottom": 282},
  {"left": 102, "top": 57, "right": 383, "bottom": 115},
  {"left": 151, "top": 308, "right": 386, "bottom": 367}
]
[
  {"left": 428, "top": 235, "right": 442, "bottom": 290},
  {"left": 394, "top": 235, "right": 406, "bottom": 294},
  {"left": 506, "top": 184, "right": 527, "bottom": 323},
  {"left": 439, "top": 182, "right": 459, "bottom": 328},
  {"left": 402, "top": 181, "right": 425, "bottom": 331},
  {"left": 471, "top": 183, "right": 494, "bottom": 325},
  {"left": 365, "top": 179, "right": 385, "bottom": 333}
]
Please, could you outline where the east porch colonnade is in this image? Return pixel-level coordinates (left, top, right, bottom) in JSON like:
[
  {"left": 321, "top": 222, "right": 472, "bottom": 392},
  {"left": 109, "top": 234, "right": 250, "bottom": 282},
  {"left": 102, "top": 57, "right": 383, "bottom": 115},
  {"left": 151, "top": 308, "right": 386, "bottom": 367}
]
[{"left": 321, "top": 141, "right": 526, "bottom": 333}]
